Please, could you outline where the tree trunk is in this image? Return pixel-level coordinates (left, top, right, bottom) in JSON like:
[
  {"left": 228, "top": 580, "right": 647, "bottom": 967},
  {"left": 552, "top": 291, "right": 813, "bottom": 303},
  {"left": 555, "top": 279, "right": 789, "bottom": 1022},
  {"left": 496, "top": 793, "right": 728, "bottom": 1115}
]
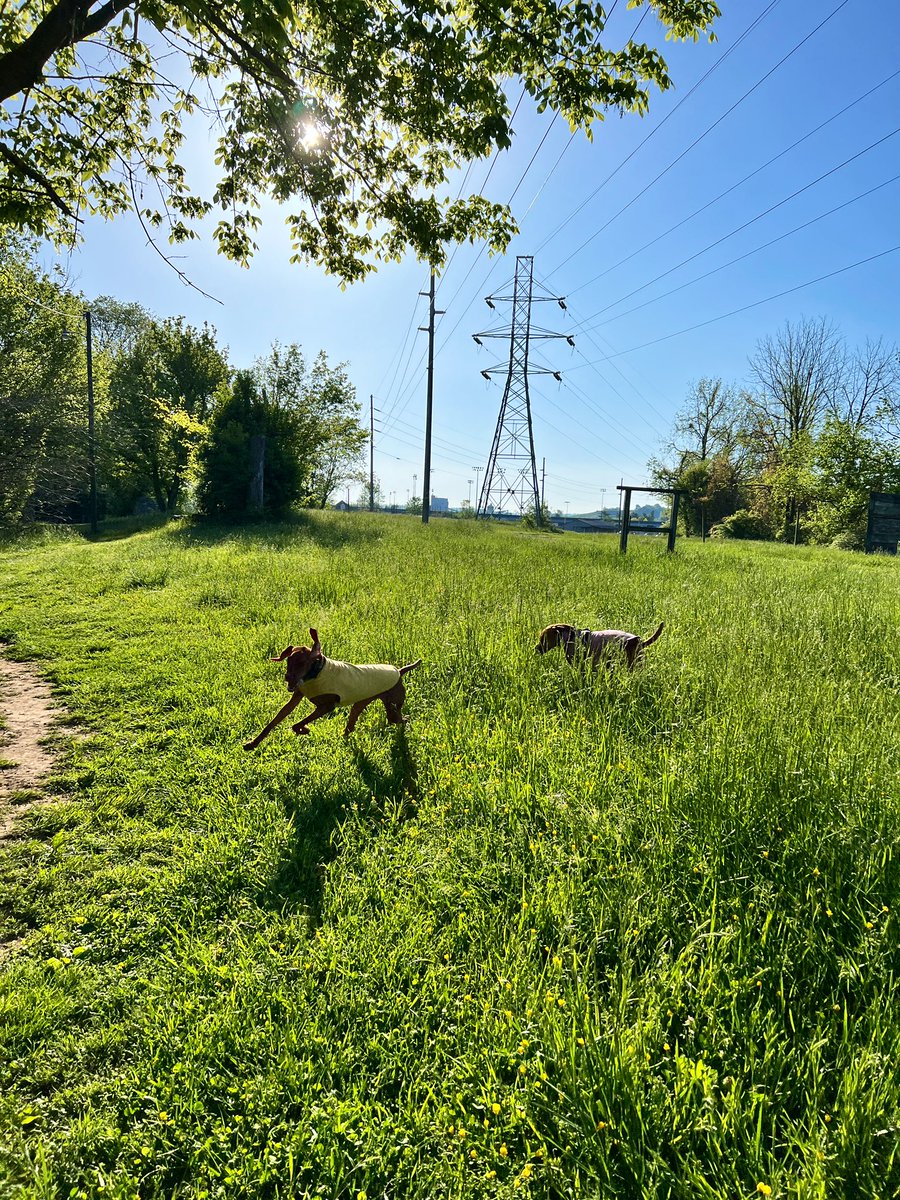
[{"left": 248, "top": 434, "right": 265, "bottom": 513}]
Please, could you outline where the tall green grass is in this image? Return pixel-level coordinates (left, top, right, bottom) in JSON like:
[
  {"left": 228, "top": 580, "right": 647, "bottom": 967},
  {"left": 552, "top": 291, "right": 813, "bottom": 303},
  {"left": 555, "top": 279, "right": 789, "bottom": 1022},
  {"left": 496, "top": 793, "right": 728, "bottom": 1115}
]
[{"left": 0, "top": 513, "right": 898, "bottom": 1198}]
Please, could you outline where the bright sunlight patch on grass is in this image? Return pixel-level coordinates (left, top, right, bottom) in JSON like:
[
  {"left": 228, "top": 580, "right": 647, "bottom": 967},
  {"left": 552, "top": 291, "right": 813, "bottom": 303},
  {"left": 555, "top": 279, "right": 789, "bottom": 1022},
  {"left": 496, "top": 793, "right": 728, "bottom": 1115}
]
[{"left": 0, "top": 512, "right": 899, "bottom": 1197}]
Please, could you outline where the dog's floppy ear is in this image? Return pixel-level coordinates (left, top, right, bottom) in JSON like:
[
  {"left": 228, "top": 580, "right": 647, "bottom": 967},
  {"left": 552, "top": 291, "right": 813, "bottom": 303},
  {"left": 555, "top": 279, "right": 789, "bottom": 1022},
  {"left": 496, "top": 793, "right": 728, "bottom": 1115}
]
[
  {"left": 536, "top": 625, "right": 558, "bottom": 653},
  {"left": 308, "top": 627, "right": 321, "bottom": 653},
  {"left": 272, "top": 645, "right": 294, "bottom": 662}
]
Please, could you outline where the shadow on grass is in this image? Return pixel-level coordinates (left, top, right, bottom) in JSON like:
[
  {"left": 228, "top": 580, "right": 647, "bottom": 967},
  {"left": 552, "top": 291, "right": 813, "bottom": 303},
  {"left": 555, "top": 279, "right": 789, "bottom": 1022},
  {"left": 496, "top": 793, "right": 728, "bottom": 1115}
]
[
  {"left": 262, "top": 727, "right": 418, "bottom": 925},
  {"left": 0, "top": 515, "right": 175, "bottom": 549},
  {"left": 167, "top": 510, "right": 386, "bottom": 553},
  {"left": 3, "top": 510, "right": 389, "bottom": 551}
]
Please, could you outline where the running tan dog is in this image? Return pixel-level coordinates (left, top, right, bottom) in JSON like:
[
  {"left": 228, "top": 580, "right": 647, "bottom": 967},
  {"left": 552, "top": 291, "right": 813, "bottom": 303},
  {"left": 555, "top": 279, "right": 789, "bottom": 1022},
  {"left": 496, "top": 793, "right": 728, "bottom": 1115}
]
[
  {"left": 243, "top": 628, "right": 422, "bottom": 750},
  {"left": 536, "top": 622, "right": 664, "bottom": 670}
]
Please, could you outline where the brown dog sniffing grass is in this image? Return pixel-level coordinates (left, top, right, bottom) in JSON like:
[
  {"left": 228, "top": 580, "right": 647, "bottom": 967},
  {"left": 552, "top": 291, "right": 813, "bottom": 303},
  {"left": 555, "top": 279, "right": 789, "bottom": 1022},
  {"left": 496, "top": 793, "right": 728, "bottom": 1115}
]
[
  {"left": 536, "top": 621, "right": 664, "bottom": 669},
  {"left": 243, "top": 628, "right": 422, "bottom": 750}
]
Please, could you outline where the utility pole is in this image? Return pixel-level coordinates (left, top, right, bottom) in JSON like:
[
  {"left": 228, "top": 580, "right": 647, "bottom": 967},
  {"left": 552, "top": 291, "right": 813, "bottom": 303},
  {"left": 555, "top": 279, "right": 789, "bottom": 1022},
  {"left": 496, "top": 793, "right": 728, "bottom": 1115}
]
[
  {"left": 541, "top": 457, "right": 546, "bottom": 512},
  {"left": 369, "top": 394, "right": 375, "bottom": 511},
  {"left": 84, "top": 310, "right": 98, "bottom": 534},
  {"left": 419, "top": 270, "right": 443, "bottom": 525}
]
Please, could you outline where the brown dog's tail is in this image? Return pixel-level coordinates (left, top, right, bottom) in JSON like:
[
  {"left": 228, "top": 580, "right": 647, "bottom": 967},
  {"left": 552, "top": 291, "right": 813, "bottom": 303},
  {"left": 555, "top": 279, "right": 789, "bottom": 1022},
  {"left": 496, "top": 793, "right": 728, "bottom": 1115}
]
[
  {"left": 640, "top": 622, "right": 664, "bottom": 648},
  {"left": 399, "top": 659, "right": 423, "bottom": 677}
]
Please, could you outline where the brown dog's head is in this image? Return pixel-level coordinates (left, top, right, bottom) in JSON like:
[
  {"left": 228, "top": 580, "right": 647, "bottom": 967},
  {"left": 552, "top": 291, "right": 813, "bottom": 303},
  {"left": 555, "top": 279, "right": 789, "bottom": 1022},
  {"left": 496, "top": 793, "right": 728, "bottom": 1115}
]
[
  {"left": 272, "top": 627, "right": 323, "bottom": 691},
  {"left": 536, "top": 624, "right": 577, "bottom": 655}
]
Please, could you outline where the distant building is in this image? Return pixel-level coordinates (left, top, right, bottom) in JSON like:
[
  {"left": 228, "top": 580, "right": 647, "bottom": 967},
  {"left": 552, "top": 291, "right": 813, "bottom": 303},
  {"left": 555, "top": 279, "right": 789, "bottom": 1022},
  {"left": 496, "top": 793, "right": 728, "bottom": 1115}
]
[
  {"left": 431, "top": 495, "right": 449, "bottom": 513},
  {"left": 333, "top": 499, "right": 350, "bottom": 511}
]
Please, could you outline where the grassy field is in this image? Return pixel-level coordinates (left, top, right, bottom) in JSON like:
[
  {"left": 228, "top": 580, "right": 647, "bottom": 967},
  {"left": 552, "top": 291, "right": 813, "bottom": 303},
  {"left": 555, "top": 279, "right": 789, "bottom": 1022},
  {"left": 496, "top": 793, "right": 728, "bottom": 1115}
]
[{"left": 0, "top": 513, "right": 899, "bottom": 1199}]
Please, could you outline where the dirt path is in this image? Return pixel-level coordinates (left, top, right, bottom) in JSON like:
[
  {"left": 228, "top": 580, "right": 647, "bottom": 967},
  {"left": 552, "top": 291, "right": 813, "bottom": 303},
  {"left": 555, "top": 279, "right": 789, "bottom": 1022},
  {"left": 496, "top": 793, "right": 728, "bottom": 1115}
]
[{"left": 0, "top": 655, "right": 63, "bottom": 840}]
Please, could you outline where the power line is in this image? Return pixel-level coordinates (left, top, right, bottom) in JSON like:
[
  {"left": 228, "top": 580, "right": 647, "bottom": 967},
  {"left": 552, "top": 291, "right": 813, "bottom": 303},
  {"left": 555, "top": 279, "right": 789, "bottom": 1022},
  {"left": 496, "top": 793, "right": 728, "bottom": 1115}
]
[
  {"left": 534, "top": 0, "right": 784, "bottom": 258},
  {"left": 547, "top": 0, "right": 853, "bottom": 279},
  {"left": 569, "top": 243, "right": 900, "bottom": 365},
  {"left": 566, "top": 65, "right": 900, "bottom": 298},
  {"left": 380, "top": 4, "right": 665, "bottom": 436},
  {"left": 574, "top": 123, "right": 900, "bottom": 329},
  {"left": 583, "top": 171, "right": 900, "bottom": 332}
]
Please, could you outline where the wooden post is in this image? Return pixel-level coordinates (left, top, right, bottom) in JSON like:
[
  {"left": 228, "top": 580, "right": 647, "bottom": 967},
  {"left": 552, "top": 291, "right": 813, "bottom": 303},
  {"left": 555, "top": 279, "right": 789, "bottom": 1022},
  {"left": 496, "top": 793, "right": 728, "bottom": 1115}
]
[
  {"left": 84, "top": 311, "right": 98, "bottom": 534},
  {"left": 619, "top": 488, "right": 632, "bottom": 553},
  {"left": 667, "top": 491, "right": 681, "bottom": 552}
]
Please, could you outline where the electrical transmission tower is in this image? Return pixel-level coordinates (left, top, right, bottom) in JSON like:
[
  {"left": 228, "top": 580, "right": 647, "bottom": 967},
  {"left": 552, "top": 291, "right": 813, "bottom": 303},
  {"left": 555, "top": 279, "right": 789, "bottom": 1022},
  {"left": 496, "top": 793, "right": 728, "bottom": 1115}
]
[{"left": 472, "top": 255, "right": 572, "bottom": 523}]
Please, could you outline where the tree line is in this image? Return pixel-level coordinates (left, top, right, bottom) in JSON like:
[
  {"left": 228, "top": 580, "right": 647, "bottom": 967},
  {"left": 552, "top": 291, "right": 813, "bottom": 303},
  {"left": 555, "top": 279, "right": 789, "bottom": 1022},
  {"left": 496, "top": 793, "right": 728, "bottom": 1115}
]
[
  {"left": 0, "top": 239, "right": 367, "bottom": 527},
  {"left": 650, "top": 317, "right": 900, "bottom": 549}
]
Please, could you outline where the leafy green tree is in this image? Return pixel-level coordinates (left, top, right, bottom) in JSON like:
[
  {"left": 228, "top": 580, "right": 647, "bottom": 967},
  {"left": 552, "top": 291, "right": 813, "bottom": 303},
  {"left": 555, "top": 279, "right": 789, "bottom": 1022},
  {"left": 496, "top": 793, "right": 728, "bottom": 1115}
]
[
  {"left": 196, "top": 372, "right": 303, "bottom": 518},
  {"left": 1, "top": 1, "right": 718, "bottom": 282},
  {"left": 252, "top": 344, "right": 367, "bottom": 507},
  {"left": 807, "top": 417, "right": 900, "bottom": 548},
  {"left": 356, "top": 479, "right": 385, "bottom": 509},
  {"left": 0, "top": 237, "right": 88, "bottom": 523},
  {"left": 674, "top": 455, "right": 746, "bottom": 538},
  {"left": 104, "top": 317, "right": 229, "bottom": 513},
  {"left": 89, "top": 295, "right": 152, "bottom": 358},
  {"left": 668, "top": 377, "right": 747, "bottom": 462},
  {"left": 649, "top": 379, "right": 750, "bottom": 536},
  {"left": 759, "top": 431, "right": 819, "bottom": 542}
]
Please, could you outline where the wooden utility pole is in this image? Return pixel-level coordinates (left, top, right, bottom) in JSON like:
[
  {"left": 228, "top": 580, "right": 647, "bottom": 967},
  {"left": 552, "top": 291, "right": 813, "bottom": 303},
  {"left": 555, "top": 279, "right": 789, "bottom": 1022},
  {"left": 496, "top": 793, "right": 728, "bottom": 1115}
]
[
  {"left": 84, "top": 310, "right": 98, "bottom": 534},
  {"left": 419, "top": 270, "right": 443, "bottom": 525},
  {"left": 369, "top": 393, "right": 375, "bottom": 511}
]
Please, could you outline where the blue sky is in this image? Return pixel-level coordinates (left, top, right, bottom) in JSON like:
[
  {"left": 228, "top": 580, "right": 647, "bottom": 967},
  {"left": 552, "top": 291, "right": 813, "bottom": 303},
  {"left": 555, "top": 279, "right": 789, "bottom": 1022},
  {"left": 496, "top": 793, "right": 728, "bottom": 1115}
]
[{"left": 44, "top": 0, "right": 900, "bottom": 513}]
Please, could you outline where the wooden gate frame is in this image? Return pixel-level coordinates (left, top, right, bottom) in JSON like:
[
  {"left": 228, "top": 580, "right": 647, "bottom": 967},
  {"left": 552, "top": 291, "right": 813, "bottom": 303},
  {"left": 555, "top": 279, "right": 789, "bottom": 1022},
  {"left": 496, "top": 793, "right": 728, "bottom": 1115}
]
[{"left": 617, "top": 485, "right": 684, "bottom": 553}]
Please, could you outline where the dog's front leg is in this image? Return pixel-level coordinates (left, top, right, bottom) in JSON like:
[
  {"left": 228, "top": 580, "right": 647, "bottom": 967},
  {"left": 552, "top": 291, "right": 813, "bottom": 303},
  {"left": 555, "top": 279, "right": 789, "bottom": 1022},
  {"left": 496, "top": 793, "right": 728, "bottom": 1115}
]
[
  {"left": 243, "top": 691, "right": 303, "bottom": 751},
  {"left": 292, "top": 695, "right": 340, "bottom": 736}
]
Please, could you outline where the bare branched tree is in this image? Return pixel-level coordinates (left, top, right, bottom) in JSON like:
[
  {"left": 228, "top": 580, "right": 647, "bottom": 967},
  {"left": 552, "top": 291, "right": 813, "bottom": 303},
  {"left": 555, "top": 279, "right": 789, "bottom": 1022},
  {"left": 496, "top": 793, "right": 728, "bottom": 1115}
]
[
  {"left": 834, "top": 337, "right": 900, "bottom": 432},
  {"left": 747, "top": 317, "right": 847, "bottom": 454}
]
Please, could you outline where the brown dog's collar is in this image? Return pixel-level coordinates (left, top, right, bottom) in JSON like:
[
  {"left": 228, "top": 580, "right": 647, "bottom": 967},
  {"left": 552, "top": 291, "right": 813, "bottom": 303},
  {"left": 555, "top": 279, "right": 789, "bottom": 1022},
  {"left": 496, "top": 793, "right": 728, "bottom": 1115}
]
[{"left": 301, "top": 655, "right": 327, "bottom": 682}]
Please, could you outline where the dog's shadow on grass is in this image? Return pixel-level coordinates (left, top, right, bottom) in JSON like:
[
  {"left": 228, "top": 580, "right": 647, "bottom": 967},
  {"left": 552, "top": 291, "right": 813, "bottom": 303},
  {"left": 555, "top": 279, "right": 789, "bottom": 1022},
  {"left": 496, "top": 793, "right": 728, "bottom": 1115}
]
[{"left": 261, "top": 727, "right": 418, "bottom": 925}]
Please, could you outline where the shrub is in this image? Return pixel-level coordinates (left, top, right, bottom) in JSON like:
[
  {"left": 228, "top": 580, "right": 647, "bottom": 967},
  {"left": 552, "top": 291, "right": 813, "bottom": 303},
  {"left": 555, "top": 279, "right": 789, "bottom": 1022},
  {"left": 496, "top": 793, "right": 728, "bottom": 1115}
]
[
  {"left": 830, "top": 526, "right": 867, "bottom": 552},
  {"left": 709, "top": 508, "right": 773, "bottom": 541}
]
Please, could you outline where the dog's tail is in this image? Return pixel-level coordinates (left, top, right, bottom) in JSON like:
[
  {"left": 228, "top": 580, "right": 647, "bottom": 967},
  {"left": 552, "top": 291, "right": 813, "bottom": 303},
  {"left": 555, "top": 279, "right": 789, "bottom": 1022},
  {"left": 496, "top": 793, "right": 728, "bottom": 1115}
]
[
  {"left": 399, "top": 658, "right": 423, "bottom": 677},
  {"left": 640, "top": 622, "right": 664, "bottom": 648}
]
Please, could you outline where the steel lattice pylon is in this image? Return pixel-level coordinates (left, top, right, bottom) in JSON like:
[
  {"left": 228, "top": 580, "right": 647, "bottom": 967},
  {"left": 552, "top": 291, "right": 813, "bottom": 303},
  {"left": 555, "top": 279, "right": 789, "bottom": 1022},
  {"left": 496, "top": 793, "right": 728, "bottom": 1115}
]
[{"left": 473, "top": 256, "right": 570, "bottom": 522}]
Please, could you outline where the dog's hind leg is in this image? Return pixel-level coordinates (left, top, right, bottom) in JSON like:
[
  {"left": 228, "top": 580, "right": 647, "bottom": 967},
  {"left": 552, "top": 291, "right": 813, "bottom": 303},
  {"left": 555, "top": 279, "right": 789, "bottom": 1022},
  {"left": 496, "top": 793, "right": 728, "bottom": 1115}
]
[
  {"left": 381, "top": 681, "right": 408, "bottom": 726},
  {"left": 343, "top": 698, "right": 376, "bottom": 736}
]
